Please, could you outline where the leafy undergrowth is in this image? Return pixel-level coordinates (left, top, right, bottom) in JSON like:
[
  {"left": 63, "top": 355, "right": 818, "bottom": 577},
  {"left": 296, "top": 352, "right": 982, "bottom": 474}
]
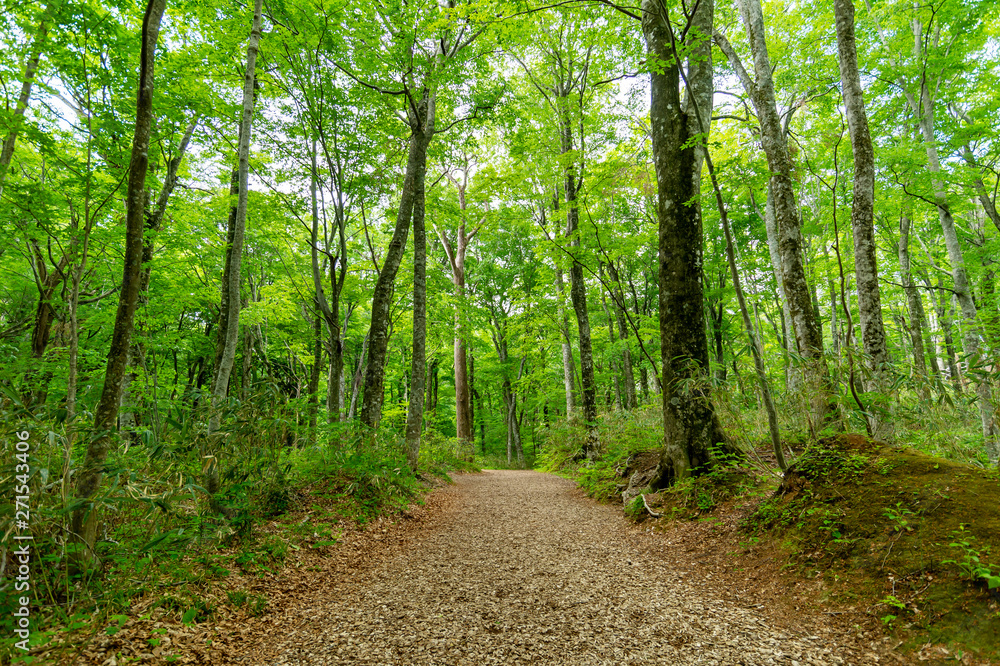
[
  {"left": 535, "top": 405, "right": 664, "bottom": 500},
  {"left": 2, "top": 430, "right": 477, "bottom": 665},
  {"left": 740, "top": 434, "right": 1000, "bottom": 662}
]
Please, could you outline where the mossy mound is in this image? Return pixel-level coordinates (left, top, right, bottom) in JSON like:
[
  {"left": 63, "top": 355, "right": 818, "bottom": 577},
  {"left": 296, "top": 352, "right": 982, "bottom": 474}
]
[{"left": 746, "top": 434, "right": 1000, "bottom": 661}]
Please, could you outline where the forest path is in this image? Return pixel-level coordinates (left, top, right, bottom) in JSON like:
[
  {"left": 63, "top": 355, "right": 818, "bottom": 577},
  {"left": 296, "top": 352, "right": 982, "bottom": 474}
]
[{"left": 260, "top": 470, "right": 881, "bottom": 665}]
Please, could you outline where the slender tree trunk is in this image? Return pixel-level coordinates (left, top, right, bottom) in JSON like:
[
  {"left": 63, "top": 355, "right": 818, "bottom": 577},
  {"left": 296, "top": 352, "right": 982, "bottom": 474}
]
[
  {"left": 703, "top": 138, "right": 786, "bottom": 470},
  {"left": 437, "top": 170, "right": 477, "bottom": 450},
  {"left": 824, "top": 240, "right": 841, "bottom": 357},
  {"left": 69, "top": 0, "right": 168, "bottom": 565},
  {"left": 761, "top": 187, "right": 796, "bottom": 390},
  {"left": 553, "top": 91, "right": 598, "bottom": 456},
  {"left": 469, "top": 350, "right": 477, "bottom": 455},
  {"left": 835, "top": 0, "right": 892, "bottom": 439},
  {"left": 214, "top": 166, "right": 240, "bottom": 375},
  {"left": 25, "top": 239, "right": 70, "bottom": 405},
  {"left": 643, "top": 0, "right": 728, "bottom": 487},
  {"left": 710, "top": 291, "right": 727, "bottom": 384},
  {"left": 308, "top": 141, "right": 347, "bottom": 426},
  {"left": 404, "top": 152, "right": 429, "bottom": 470},
  {"left": 347, "top": 333, "right": 369, "bottom": 420},
  {"left": 554, "top": 266, "right": 576, "bottom": 416},
  {"left": 205, "top": 0, "right": 263, "bottom": 506},
  {"left": 0, "top": 4, "right": 50, "bottom": 200},
  {"left": 120, "top": 115, "right": 198, "bottom": 431},
  {"left": 360, "top": 91, "right": 434, "bottom": 430},
  {"left": 898, "top": 213, "right": 930, "bottom": 400},
  {"left": 66, "top": 215, "right": 95, "bottom": 447},
  {"left": 606, "top": 262, "right": 636, "bottom": 410},
  {"left": 930, "top": 283, "right": 963, "bottom": 395},
  {"left": 717, "top": 5, "right": 835, "bottom": 432},
  {"left": 598, "top": 280, "right": 622, "bottom": 410},
  {"left": 910, "top": 88, "right": 997, "bottom": 458},
  {"left": 307, "top": 313, "right": 322, "bottom": 441},
  {"left": 889, "top": 16, "right": 997, "bottom": 456}
]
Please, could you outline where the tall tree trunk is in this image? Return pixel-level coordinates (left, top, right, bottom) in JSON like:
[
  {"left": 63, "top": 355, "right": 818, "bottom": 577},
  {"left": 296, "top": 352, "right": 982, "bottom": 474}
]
[
  {"left": 437, "top": 168, "right": 479, "bottom": 450},
  {"left": 404, "top": 152, "right": 428, "bottom": 470},
  {"left": 643, "top": 0, "right": 728, "bottom": 486},
  {"left": 910, "top": 86, "right": 997, "bottom": 458},
  {"left": 66, "top": 176, "right": 97, "bottom": 448},
  {"left": 716, "top": 4, "right": 835, "bottom": 432},
  {"left": 702, "top": 135, "right": 787, "bottom": 470},
  {"left": 360, "top": 91, "right": 434, "bottom": 430},
  {"left": 606, "top": 261, "right": 636, "bottom": 409},
  {"left": 824, "top": 240, "right": 841, "bottom": 357},
  {"left": 25, "top": 239, "right": 70, "bottom": 405},
  {"left": 558, "top": 110, "right": 599, "bottom": 458},
  {"left": 214, "top": 165, "right": 240, "bottom": 375},
  {"left": 206, "top": 0, "right": 263, "bottom": 505},
  {"left": 930, "top": 281, "right": 963, "bottom": 395},
  {"left": 898, "top": 213, "right": 930, "bottom": 400},
  {"left": 347, "top": 332, "right": 369, "bottom": 420},
  {"left": 120, "top": 115, "right": 199, "bottom": 432},
  {"left": 598, "top": 279, "right": 622, "bottom": 410},
  {"left": 894, "top": 17, "right": 997, "bottom": 458},
  {"left": 308, "top": 140, "right": 348, "bottom": 426},
  {"left": 834, "top": 0, "right": 892, "bottom": 439},
  {"left": 554, "top": 265, "right": 576, "bottom": 416},
  {"left": 761, "top": 187, "right": 796, "bottom": 390},
  {"left": 709, "top": 273, "right": 727, "bottom": 385},
  {"left": 69, "top": 0, "right": 168, "bottom": 566},
  {"left": 307, "top": 313, "right": 322, "bottom": 441}
]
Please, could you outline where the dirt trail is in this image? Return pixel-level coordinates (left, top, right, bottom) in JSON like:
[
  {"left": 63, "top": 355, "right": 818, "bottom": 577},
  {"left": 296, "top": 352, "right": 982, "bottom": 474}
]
[{"left": 257, "top": 470, "right": 891, "bottom": 665}]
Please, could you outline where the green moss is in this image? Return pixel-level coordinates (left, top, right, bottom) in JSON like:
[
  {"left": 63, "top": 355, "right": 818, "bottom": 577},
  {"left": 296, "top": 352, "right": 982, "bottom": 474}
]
[{"left": 745, "top": 434, "right": 1000, "bottom": 661}]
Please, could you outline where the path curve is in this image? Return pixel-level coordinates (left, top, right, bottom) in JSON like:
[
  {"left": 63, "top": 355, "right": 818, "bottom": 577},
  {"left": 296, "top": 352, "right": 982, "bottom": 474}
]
[{"left": 266, "top": 470, "right": 859, "bottom": 665}]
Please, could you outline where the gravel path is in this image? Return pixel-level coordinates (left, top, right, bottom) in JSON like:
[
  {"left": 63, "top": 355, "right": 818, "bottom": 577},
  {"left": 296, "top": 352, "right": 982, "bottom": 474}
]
[{"left": 266, "top": 470, "right": 865, "bottom": 665}]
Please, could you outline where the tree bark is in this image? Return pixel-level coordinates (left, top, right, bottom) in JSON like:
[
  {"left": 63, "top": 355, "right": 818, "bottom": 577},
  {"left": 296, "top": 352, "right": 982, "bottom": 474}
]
[
  {"left": 550, "top": 78, "right": 599, "bottom": 456},
  {"left": 834, "top": 0, "right": 892, "bottom": 439},
  {"left": 120, "top": 115, "right": 199, "bottom": 432},
  {"left": 554, "top": 265, "right": 577, "bottom": 416},
  {"left": 205, "top": 0, "right": 263, "bottom": 507},
  {"left": 913, "top": 103, "right": 996, "bottom": 456},
  {"left": 716, "top": 6, "right": 835, "bottom": 433},
  {"left": 894, "top": 17, "right": 997, "bottom": 458},
  {"left": 437, "top": 167, "right": 479, "bottom": 451},
  {"left": 308, "top": 139, "right": 348, "bottom": 426},
  {"left": 69, "top": 0, "right": 168, "bottom": 565},
  {"left": 564, "top": 165, "right": 599, "bottom": 457},
  {"left": 307, "top": 312, "right": 322, "bottom": 440},
  {"left": 897, "top": 213, "right": 931, "bottom": 400},
  {"left": 643, "top": 0, "right": 728, "bottom": 487},
  {"left": 927, "top": 277, "right": 963, "bottom": 395},
  {"left": 760, "top": 187, "right": 796, "bottom": 390},
  {"left": 347, "top": 332, "right": 368, "bottom": 419},
  {"left": 606, "top": 261, "right": 636, "bottom": 410},
  {"left": 404, "top": 149, "right": 429, "bottom": 470},
  {"left": 359, "top": 90, "right": 434, "bottom": 430}
]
